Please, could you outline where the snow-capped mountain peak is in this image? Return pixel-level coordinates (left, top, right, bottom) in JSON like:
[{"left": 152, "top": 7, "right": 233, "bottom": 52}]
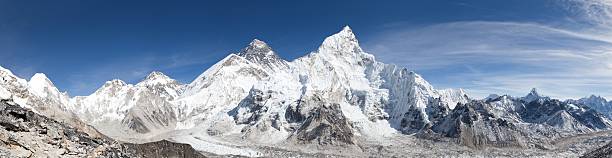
[
  {"left": 318, "top": 25, "right": 361, "bottom": 55},
  {"left": 584, "top": 95, "right": 607, "bottom": 103},
  {"left": 236, "top": 39, "right": 289, "bottom": 72},
  {"left": 529, "top": 88, "right": 540, "bottom": 96},
  {"left": 28, "top": 73, "right": 56, "bottom": 98},
  {"left": 0, "top": 66, "right": 28, "bottom": 96},
  {"left": 94, "top": 79, "right": 130, "bottom": 96},
  {"left": 572, "top": 95, "right": 612, "bottom": 119},
  {"left": 145, "top": 71, "right": 169, "bottom": 80},
  {"left": 2, "top": 27, "right": 612, "bottom": 157},
  {"left": 28, "top": 73, "right": 69, "bottom": 102},
  {"left": 249, "top": 39, "right": 269, "bottom": 49},
  {"left": 238, "top": 39, "right": 274, "bottom": 56},
  {"left": 523, "top": 88, "right": 546, "bottom": 103},
  {"left": 104, "top": 79, "right": 128, "bottom": 87},
  {"left": 338, "top": 25, "right": 355, "bottom": 39},
  {"left": 136, "top": 71, "right": 177, "bottom": 86}
]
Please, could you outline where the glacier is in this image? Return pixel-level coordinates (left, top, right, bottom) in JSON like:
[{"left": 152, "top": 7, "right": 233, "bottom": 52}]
[{"left": 0, "top": 26, "right": 611, "bottom": 157}]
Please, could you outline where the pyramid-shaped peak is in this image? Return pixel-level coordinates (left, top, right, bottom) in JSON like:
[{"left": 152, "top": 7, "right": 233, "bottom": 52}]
[
  {"left": 28, "top": 73, "right": 58, "bottom": 97},
  {"left": 29, "top": 73, "right": 55, "bottom": 90},
  {"left": 331, "top": 25, "right": 356, "bottom": 40},
  {"left": 318, "top": 26, "right": 362, "bottom": 54},
  {"left": 236, "top": 39, "right": 288, "bottom": 70},
  {"left": 30, "top": 73, "right": 50, "bottom": 82},
  {"left": 138, "top": 71, "right": 177, "bottom": 86},
  {"left": 341, "top": 25, "right": 353, "bottom": 33},
  {"left": 523, "top": 88, "right": 547, "bottom": 103},
  {"left": 249, "top": 39, "right": 269, "bottom": 49},
  {"left": 238, "top": 39, "right": 275, "bottom": 57},
  {"left": 145, "top": 71, "right": 170, "bottom": 80},
  {"left": 529, "top": 88, "right": 540, "bottom": 96}
]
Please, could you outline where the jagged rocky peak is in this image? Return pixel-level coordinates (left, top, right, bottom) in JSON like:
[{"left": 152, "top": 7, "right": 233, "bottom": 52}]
[
  {"left": 237, "top": 39, "right": 288, "bottom": 71},
  {"left": 522, "top": 88, "right": 546, "bottom": 103},
  {"left": 238, "top": 39, "right": 275, "bottom": 56},
  {"left": 485, "top": 94, "right": 501, "bottom": 100},
  {"left": 528, "top": 88, "right": 540, "bottom": 96},
  {"left": 583, "top": 95, "right": 608, "bottom": 103}
]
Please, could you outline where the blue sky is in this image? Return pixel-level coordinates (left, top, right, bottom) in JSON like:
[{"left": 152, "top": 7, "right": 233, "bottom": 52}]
[{"left": 1, "top": 0, "right": 611, "bottom": 99}]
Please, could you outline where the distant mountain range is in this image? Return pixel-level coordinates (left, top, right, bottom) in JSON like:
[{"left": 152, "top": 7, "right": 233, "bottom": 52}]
[{"left": 0, "top": 26, "right": 611, "bottom": 157}]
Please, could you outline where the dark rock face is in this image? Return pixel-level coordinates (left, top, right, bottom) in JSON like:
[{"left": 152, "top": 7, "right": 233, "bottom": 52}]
[
  {"left": 569, "top": 95, "right": 612, "bottom": 119},
  {"left": 285, "top": 102, "right": 306, "bottom": 124},
  {"left": 399, "top": 106, "right": 429, "bottom": 134},
  {"left": 229, "top": 89, "right": 270, "bottom": 125},
  {"left": 429, "top": 95, "right": 612, "bottom": 149},
  {"left": 293, "top": 103, "right": 355, "bottom": 146},
  {"left": 122, "top": 140, "right": 206, "bottom": 158},
  {"left": 582, "top": 141, "right": 612, "bottom": 158},
  {"left": 0, "top": 99, "right": 127, "bottom": 157},
  {"left": 237, "top": 39, "right": 289, "bottom": 71},
  {"left": 522, "top": 99, "right": 611, "bottom": 130},
  {"left": 0, "top": 99, "right": 205, "bottom": 158},
  {"left": 426, "top": 98, "right": 451, "bottom": 125},
  {"left": 432, "top": 101, "right": 522, "bottom": 148}
]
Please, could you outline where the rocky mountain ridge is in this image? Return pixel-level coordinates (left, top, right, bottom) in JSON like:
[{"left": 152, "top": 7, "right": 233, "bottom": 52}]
[{"left": 1, "top": 26, "right": 611, "bottom": 157}]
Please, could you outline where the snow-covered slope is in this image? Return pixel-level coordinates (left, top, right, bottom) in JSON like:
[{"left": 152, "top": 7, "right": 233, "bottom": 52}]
[
  {"left": 0, "top": 67, "right": 103, "bottom": 138},
  {"left": 68, "top": 72, "right": 183, "bottom": 141},
  {"left": 569, "top": 95, "right": 612, "bottom": 119},
  {"left": 58, "top": 26, "right": 469, "bottom": 149},
  {"left": 287, "top": 26, "right": 469, "bottom": 135},
  {"left": 432, "top": 89, "right": 612, "bottom": 148},
  {"left": 3, "top": 26, "right": 610, "bottom": 157}
]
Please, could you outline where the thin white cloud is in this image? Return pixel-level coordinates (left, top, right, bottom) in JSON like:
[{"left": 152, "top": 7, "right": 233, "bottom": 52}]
[{"left": 363, "top": 0, "right": 612, "bottom": 99}]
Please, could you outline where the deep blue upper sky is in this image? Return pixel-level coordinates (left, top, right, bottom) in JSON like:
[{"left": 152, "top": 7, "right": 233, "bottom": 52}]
[{"left": 1, "top": 0, "right": 611, "bottom": 98}]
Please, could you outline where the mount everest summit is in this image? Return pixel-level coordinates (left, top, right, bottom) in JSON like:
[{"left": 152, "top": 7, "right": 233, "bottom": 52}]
[{"left": 1, "top": 26, "right": 612, "bottom": 157}]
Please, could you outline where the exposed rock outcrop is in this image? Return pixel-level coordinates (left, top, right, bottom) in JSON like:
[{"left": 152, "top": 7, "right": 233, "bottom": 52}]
[
  {"left": 0, "top": 99, "right": 205, "bottom": 157},
  {"left": 122, "top": 140, "right": 206, "bottom": 158},
  {"left": 291, "top": 98, "right": 355, "bottom": 146}
]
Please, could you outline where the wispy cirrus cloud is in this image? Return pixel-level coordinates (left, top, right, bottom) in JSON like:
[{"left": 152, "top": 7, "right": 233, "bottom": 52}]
[{"left": 363, "top": 0, "right": 612, "bottom": 99}]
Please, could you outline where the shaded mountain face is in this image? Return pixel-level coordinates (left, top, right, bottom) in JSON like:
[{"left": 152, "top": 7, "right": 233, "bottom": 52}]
[
  {"left": 431, "top": 90, "right": 612, "bottom": 148},
  {"left": 432, "top": 100, "right": 524, "bottom": 148},
  {"left": 290, "top": 96, "right": 355, "bottom": 146},
  {"left": 122, "top": 140, "right": 206, "bottom": 158},
  {"left": 569, "top": 95, "right": 612, "bottom": 119},
  {"left": 46, "top": 26, "right": 466, "bottom": 149},
  {"left": 237, "top": 39, "right": 290, "bottom": 71},
  {"left": 523, "top": 99, "right": 610, "bottom": 130},
  {"left": 67, "top": 72, "right": 182, "bottom": 142},
  {"left": 1, "top": 26, "right": 611, "bottom": 157}
]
